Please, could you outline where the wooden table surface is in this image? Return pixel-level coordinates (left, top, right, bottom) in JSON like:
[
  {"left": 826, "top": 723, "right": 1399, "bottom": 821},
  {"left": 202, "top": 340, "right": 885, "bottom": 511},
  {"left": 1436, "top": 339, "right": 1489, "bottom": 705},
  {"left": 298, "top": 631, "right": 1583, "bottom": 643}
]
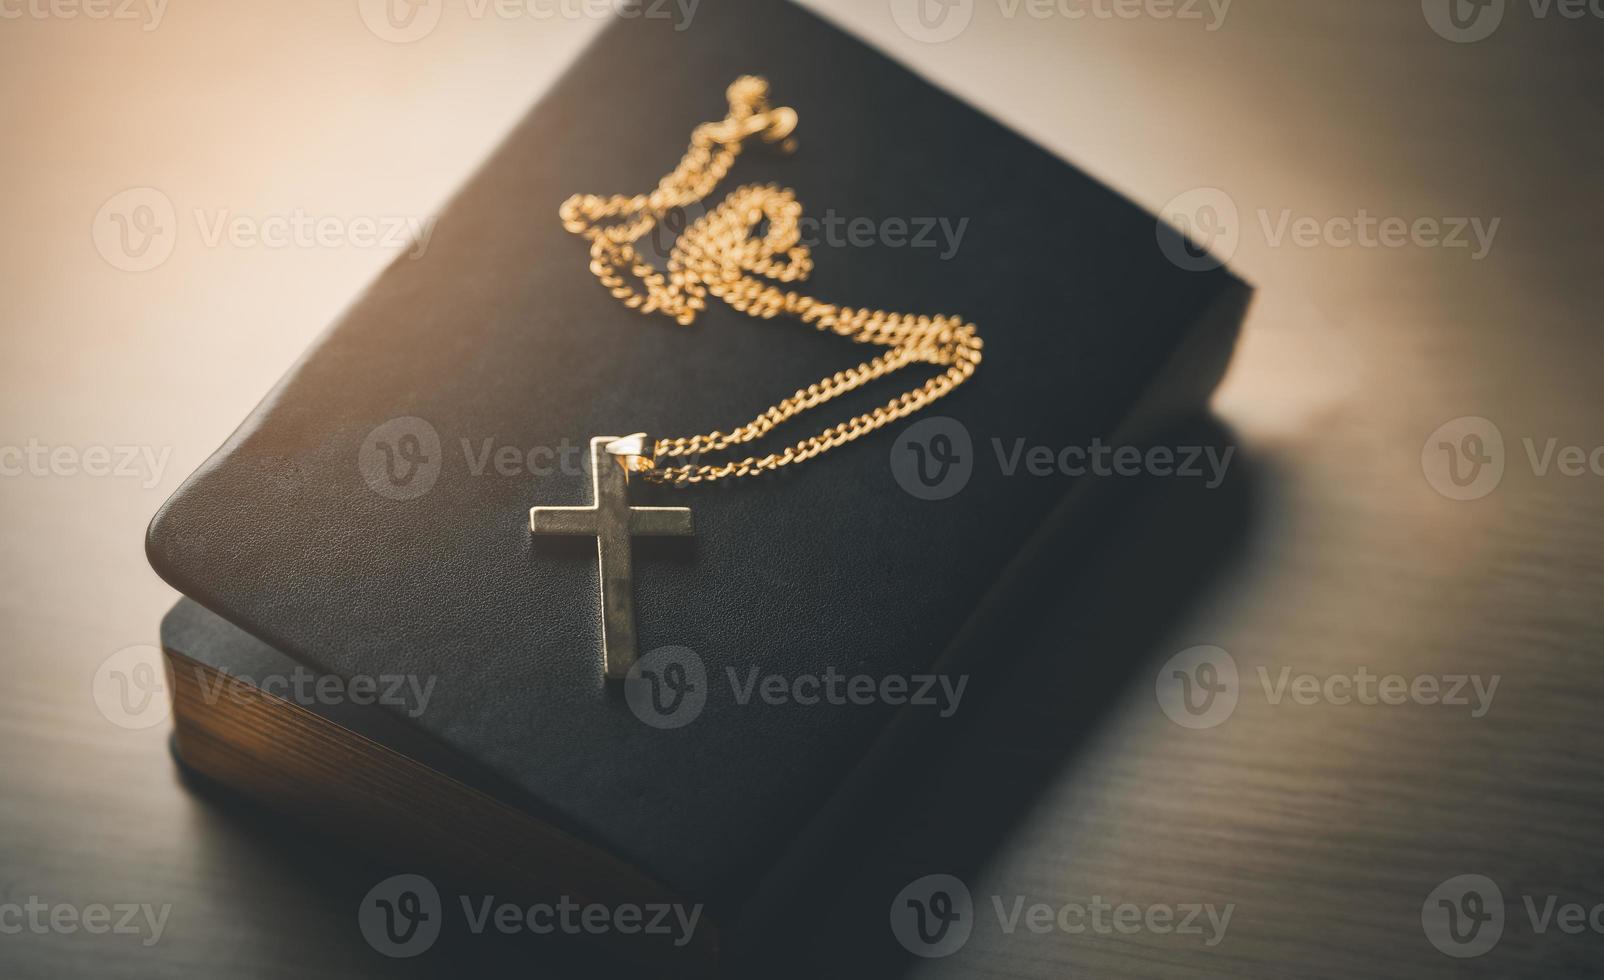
[{"left": 4, "top": 1, "right": 1602, "bottom": 976}]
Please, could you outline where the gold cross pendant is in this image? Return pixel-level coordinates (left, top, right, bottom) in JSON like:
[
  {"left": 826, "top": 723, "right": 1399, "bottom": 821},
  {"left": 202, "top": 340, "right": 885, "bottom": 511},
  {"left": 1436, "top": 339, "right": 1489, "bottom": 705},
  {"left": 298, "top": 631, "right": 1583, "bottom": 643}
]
[{"left": 529, "top": 435, "right": 693, "bottom": 680}]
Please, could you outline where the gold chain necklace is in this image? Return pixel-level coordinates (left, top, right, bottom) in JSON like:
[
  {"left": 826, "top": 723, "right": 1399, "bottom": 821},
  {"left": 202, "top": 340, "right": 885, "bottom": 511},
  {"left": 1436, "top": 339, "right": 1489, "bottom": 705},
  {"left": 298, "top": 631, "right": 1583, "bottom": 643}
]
[
  {"left": 557, "top": 75, "right": 983, "bottom": 484},
  {"left": 533, "top": 76, "right": 983, "bottom": 679}
]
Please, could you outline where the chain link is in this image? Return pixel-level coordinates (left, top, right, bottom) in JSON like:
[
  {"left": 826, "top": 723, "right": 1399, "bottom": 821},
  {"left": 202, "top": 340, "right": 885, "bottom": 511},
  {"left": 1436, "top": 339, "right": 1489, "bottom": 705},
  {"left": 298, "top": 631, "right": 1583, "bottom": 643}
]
[{"left": 558, "top": 76, "right": 983, "bottom": 485}]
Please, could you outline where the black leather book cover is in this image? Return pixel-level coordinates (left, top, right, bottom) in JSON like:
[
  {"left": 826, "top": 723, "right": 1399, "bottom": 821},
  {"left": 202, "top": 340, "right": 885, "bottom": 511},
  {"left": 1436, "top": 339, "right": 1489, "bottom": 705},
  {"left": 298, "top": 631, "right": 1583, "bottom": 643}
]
[{"left": 147, "top": 0, "right": 1247, "bottom": 944}]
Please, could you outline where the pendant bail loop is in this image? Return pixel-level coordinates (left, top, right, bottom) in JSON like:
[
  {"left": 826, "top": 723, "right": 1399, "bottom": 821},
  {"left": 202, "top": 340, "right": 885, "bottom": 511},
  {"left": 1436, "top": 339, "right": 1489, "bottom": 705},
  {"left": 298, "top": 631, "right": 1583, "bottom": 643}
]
[{"left": 604, "top": 433, "right": 655, "bottom": 476}]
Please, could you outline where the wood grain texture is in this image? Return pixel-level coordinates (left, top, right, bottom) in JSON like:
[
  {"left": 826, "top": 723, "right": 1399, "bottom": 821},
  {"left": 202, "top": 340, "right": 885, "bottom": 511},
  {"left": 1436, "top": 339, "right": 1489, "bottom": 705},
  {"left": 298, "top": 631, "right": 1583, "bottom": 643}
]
[{"left": 2, "top": 1, "right": 1602, "bottom": 976}]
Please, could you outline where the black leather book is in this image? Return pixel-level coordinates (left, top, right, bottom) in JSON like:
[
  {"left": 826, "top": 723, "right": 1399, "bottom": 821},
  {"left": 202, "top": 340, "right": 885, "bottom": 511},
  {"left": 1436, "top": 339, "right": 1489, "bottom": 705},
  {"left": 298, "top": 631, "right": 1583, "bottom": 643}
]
[{"left": 148, "top": 0, "right": 1248, "bottom": 969}]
